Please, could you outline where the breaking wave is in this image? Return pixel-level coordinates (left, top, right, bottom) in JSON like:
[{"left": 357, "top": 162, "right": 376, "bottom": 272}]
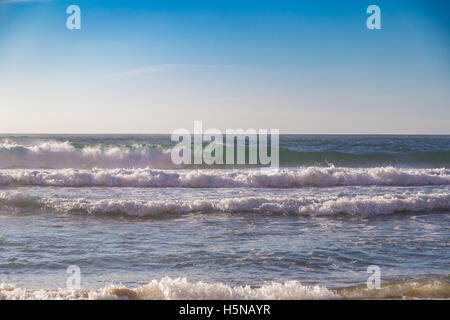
[
  {"left": 0, "top": 167, "right": 449, "bottom": 188},
  {"left": 0, "top": 141, "right": 176, "bottom": 169},
  {"left": 1, "top": 191, "right": 449, "bottom": 217},
  {"left": 1, "top": 140, "right": 449, "bottom": 169},
  {"left": 0, "top": 277, "right": 448, "bottom": 300}
]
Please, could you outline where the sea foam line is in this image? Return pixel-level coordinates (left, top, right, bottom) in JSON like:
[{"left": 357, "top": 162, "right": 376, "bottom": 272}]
[
  {"left": 1, "top": 277, "right": 448, "bottom": 300},
  {"left": 0, "top": 277, "right": 335, "bottom": 300},
  {"left": 0, "top": 167, "right": 449, "bottom": 188},
  {"left": 1, "top": 191, "right": 449, "bottom": 217}
]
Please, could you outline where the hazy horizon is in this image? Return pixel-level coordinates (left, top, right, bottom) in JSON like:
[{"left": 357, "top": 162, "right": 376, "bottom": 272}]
[{"left": 1, "top": 132, "right": 450, "bottom": 135}]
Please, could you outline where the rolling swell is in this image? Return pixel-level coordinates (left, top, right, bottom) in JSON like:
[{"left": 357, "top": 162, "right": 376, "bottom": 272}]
[
  {"left": 279, "top": 149, "right": 450, "bottom": 168},
  {"left": 1, "top": 191, "right": 449, "bottom": 217},
  {"left": 0, "top": 140, "right": 449, "bottom": 169}
]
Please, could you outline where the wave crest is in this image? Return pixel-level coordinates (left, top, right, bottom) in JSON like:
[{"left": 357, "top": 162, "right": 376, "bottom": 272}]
[
  {"left": 0, "top": 277, "right": 334, "bottom": 300},
  {"left": 1, "top": 140, "right": 450, "bottom": 169},
  {"left": 0, "top": 141, "right": 175, "bottom": 169},
  {"left": 1, "top": 277, "right": 448, "bottom": 300},
  {"left": 0, "top": 167, "right": 449, "bottom": 188},
  {"left": 1, "top": 191, "right": 449, "bottom": 217}
]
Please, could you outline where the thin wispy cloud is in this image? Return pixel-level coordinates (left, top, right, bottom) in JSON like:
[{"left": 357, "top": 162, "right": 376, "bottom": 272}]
[
  {"left": 113, "top": 64, "right": 231, "bottom": 78},
  {"left": 117, "top": 64, "right": 198, "bottom": 77}
]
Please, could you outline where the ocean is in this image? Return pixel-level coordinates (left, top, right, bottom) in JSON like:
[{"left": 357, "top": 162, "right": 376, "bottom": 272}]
[{"left": 0, "top": 134, "right": 449, "bottom": 299}]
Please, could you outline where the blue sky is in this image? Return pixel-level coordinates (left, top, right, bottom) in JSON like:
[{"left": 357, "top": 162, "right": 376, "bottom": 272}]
[{"left": 0, "top": 0, "right": 449, "bottom": 133}]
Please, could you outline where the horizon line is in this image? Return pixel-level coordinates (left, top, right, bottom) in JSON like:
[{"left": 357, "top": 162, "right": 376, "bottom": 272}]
[{"left": 0, "top": 132, "right": 449, "bottom": 136}]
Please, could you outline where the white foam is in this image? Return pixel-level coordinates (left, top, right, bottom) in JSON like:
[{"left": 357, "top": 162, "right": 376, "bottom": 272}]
[
  {"left": 0, "top": 191, "right": 449, "bottom": 217},
  {"left": 0, "top": 167, "right": 449, "bottom": 188},
  {"left": 0, "top": 141, "right": 175, "bottom": 169},
  {"left": 0, "top": 277, "right": 336, "bottom": 300},
  {"left": 1, "top": 277, "right": 448, "bottom": 300}
]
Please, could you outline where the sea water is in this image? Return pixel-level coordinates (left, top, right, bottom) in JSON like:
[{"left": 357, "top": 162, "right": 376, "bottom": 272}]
[{"left": 0, "top": 135, "right": 448, "bottom": 299}]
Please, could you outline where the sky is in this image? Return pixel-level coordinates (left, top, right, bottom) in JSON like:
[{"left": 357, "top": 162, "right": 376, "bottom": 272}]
[{"left": 0, "top": 0, "right": 449, "bottom": 134}]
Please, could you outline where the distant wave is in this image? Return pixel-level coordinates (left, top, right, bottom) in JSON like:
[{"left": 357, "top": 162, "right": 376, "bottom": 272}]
[
  {"left": 279, "top": 149, "right": 450, "bottom": 168},
  {"left": 0, "top": 140, "right": 449, "bottom": 169},
  {"left": 0, "top": 141, "right": 176, "bottom": 169},
  {"left": 0, "top": 167, "right": 449, "bottom": 188},
  {"left": 1, "top": 191, "right": 449, "bottom": 217},
  {"left": 0, "top": 277, "right": 448, "bottom": 300}
]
